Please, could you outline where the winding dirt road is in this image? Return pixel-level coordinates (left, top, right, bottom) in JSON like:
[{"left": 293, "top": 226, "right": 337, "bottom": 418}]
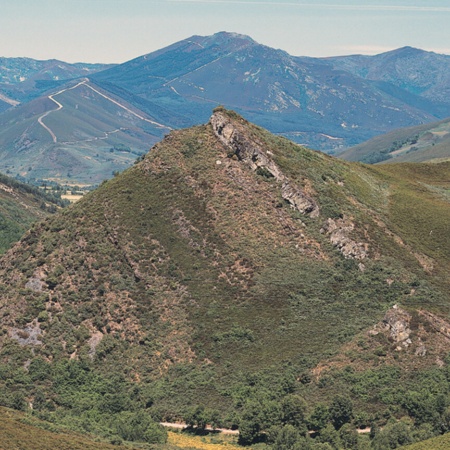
[{"left": 37, "top": 80, "right": 171, "bottom": 143}]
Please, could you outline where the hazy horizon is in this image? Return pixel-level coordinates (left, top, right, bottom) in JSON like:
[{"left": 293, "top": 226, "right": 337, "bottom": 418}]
[{"left": 1, "top": 0, "right": 450, "bottom": 64}]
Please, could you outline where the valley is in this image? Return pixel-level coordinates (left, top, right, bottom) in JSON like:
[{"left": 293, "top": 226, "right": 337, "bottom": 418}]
[{"left": 0, "top": 79, "right": 168, "bottom": 184}]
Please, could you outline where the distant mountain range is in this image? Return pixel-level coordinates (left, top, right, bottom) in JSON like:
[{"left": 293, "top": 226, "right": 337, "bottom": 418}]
[
  {"left": 0, "top": 57, "right": 114, "bottom": 104},
  {"left": 92, "top": 33, "right": 450, "bottom": 150},
  {"left": 2, "top": 32, "right": 450, "bottom": 183}
]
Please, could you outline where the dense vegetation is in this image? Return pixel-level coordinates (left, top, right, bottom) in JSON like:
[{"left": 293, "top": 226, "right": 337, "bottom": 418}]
[
  {"left": 0, "top": 110, "right": 448, "bottom": 448},
  {"left": 0, "top": 172, "right": 67, "bottom": 254}
]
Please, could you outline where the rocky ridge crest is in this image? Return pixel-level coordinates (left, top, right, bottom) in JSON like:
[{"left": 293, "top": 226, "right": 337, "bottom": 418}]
[{"left": 210, "top": 109, "right": 320, "bottom": 217}]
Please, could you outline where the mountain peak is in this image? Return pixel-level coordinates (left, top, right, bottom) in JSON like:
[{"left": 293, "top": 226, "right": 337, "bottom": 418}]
[
  {"left": 382, "top": 45, "right": 427, "bottom": 58},
  {"left": 188, "top": 31, "right": 257, "bottom": 50}
]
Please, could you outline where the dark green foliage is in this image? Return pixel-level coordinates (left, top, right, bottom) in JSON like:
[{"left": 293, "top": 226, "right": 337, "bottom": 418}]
[
  {"left": 0, "top": 173, "right": 67, "bottom": 254},
  {"left": 360, "top": 151, "right": 392, "bottom": 164},
  {"left": 111, "top": 411, "right": 167, "bottom": 443},
  {"left": 329, "top": 396, "right": 353, "bottom": 430},
  {"left": 271, "top": 424, "right": 303, "bottom": 450},
  {"left": 280, "top": 395, "right": 307, "bottom": 432},
  {"left": 256, "top": 166, "right": 275, "bottom": 179},
  {"left": 316, "top": 423, "right": 342, "bottom": 449},
  {"left": 309, "top": 404, "right": 330, "bottom": 432},
  {"left": 339, "top": 424, "right": 358, "bottom": 449},
  {"left": 185, "top": 405, "right": 210, "bottom": 430},
  {"left": 28, "top": 357, "right": 50, "bottom": 382},
  {"left": 11, "top": 391, "right": 27, "bottom": 411},
  {"left": 371, "top": 418, "right": 414, "bottom": 449}
]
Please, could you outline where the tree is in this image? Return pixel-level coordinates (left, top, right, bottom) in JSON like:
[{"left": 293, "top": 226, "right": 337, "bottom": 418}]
[
  {"left": 440, "top": 406, "right": 450, "bottom": 433},
  {"left": 28, "top": 357, "right": 50, "bottom": 381},
  {"left": 329, "top": 395, "right": 353, "bottom": 430},
  {"left": 309, "top": 403, "right": 329, "bottom": 432},
  {"left": 339, "top": 423, "right": 358, "bottom": 449},
  {"left": 33, "top": 388, "right": 47, "bottom": 411},
  {"left": 272, "top": 425, "right": 302, "bottom": 450},
  {"left": 371, "top": 418, "right": 414, "bottom": 450},
  {"left": 238, "top": 400, "right": 265, "bottom": 445},
  {"left": 185, "top": 405, "right": 209, "bottom": 430},
  {"left": 11, "top": 391, "right": 26, "bottom": 411},
  {"left": 113, "top": 411, "right": 167, "bottom": 444},
  {"left": 239, "top": 417, "right": 261, "bottom": 446},
  {"left": 317, "top": 423, "right": 341, "bottom": 449},
  {"left": 281, "top": 394, "right": 308, "bottom": 434}
]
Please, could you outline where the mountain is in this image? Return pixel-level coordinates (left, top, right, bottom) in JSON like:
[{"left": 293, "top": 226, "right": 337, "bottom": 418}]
[
  {"left": 0, "top": 109, "right": 449, "bottom": 447},
  {"left": 2, "top": 33, "right": 450, "bottom": 185},
  {"left": 339, "top": 117, "right": 450, "bottom": 163},
  {"left": 0, "top": 79, "right": 170, "bottom": 184},
  {"left": 90, "top": 32, "right": 450, "bottom": 151},
  {"left": 0, "top": 57, "right": 114, "bottom": 105},
  {"left": 0, "top": 172, "right": 66, "bottom": 254},
  {"left": 328, "top": 46, "right": 450, "bottom": 116}
]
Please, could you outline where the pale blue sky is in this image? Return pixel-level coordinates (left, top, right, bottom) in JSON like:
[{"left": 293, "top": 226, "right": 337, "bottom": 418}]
[{"left": 2, "top": 0, "right": 450, "bottom": 63}]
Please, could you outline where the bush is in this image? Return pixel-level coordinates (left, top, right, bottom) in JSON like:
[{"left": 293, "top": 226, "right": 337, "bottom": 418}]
[{"left": 112, "top": 411, "right": 167, "bottom": 443}]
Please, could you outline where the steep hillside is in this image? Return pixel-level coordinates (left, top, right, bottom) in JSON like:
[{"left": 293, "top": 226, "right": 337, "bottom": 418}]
[
  {"left": 0, "top": 172, "right": 66, "bottom": 254},
  {"left": 91, "top": 32, "right": 445, "bottom": 151},
  {"left": 0, "top": 109, "right": 449, "bottom": 448},
  {"left": 0, "top": 79, "right": 169, "bottom": 184},
  {"left": 339, "top": 117, "right": 450, "bottom": 163}
]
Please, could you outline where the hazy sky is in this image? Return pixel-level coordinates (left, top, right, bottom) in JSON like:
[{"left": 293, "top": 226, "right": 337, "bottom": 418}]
[{"left": 2, "top": 0, "right": 450, "bottom": 63}]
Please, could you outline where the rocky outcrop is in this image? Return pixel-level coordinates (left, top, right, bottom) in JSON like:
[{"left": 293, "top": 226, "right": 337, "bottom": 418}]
[
  {"left": 9, "top": 320, "right": 43, "bottom": 346},
  {"left": 382, "top": 305, "right": 412, "bottom": 345},
  {"left": 367, "top": 306, "right": 450, "bottom": 356},
  {"left": 320, "top": 216, "right": 369, "bottom": 260},
  {"left": 210, "top": 109, "right": 319, "bottom": 217},
  {"left": 25, "top": 276, "right": 44, "bottom": 292}
]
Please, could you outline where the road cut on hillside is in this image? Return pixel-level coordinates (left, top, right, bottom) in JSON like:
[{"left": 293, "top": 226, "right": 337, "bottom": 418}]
[{"left": 160, "top": 422, "right": 239, "bottom": 435}]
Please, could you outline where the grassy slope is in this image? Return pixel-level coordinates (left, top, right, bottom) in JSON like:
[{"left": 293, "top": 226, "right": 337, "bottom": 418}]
[
  {"left": 0, "top": 81, "right": 166, "bottom": 184},
  {"left": 339, "top": 118, "right": 450, "bottom": 164},
  {"left": 401, "top": 433, "right": 450, "bottom": 450},
  {"left": 0, "top": 110, "right": 448, "bottom": 443},
  {"left": 0, "top": 407, "right": 129, "bottom": 450}
]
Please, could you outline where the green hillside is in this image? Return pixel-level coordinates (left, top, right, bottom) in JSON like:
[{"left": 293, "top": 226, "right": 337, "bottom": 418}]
[
  {"left": 401, "top": 432, "right": 450, "bottom": 450},
  {"left": 0, "top": 172, "right": 66, "bottom": 254},
  {"left": 0, "top": 406, "right": 133, "bottom": 450},
  {"left": 0, "top": 80, "right": 169, "bottom": 185},
  {"left": 0, "top": 109, "right": 449, "bottom": 448},
  {"left": 339, "top": 117, "right": 450, "bottom": 164}
]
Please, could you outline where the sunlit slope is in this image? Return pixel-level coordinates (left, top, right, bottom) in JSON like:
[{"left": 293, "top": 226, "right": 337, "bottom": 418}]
[
  {"left": 340, "top": 118, "right": 450, "bottom": 164},
  {"left": 0, "top": 80, "right": 169, "bottom": 184},
  {"left": 0, "top": 109, "right": 448, "bottom": 426}
]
